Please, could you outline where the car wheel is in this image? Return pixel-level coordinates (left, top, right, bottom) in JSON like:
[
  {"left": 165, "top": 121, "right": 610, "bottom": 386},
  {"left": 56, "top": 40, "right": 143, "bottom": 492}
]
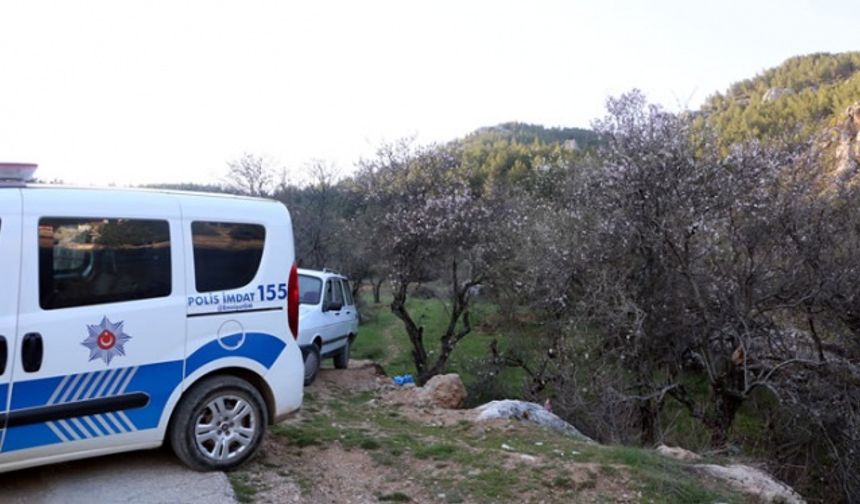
[
  {"left": 303, "top": 344, "right": 321, "bottom": 386},
  {"left": 333, "top": 338, "right": 350, "bottom": 369},
  {"left": 169, "top": 376, "right": 267, "bottom": 472}
]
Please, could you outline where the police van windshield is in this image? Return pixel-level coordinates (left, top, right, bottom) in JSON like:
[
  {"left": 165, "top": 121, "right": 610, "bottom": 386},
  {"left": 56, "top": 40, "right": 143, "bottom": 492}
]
[{"left": 299, "top": 274, "right": 322, "bottom": 305}]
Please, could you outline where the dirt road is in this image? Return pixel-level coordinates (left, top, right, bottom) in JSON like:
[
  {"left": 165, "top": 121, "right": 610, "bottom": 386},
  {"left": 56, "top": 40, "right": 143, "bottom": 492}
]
[{"left": 0, "top": 447, "right": 235, "bottom": 504}]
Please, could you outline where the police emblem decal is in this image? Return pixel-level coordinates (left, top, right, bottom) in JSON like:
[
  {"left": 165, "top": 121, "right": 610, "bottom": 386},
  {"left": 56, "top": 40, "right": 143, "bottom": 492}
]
[{"left": 82, "top": 317, "right": 132, "bottom": 365}]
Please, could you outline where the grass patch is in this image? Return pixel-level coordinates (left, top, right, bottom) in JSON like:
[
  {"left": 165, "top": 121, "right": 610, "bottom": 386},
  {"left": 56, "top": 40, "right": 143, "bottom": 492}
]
[
  {"left": 599, "top": 445, "right": 668, "bottom": 468},
  {"left": 360, "top": 438, "right": 383, "bottom": 450},
  {"left": 461, "top": 466, "right": 519, "bottom": 500},
  {"left": 377, "top": 492, "right": 412, "bottom": 502},
  {"left": 341, "top": 430, "right": 380, "bottom": 450},
  {"left": 228, "top": 473, "right": 259, "bottom": 504},
  {"left": 550, "top": 474, "right": 574, "bottom": 489},
  {"left": 271, "top": 425, "right": 324, "bottom": 447},
  {"left": 414, "top": 443, "right": 458, "bottom": 460}
]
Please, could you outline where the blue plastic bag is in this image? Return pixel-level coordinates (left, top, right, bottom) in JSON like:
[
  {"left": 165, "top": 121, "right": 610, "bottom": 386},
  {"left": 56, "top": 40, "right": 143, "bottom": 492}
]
[{"left": 393, "top": 374, "right": 415, "bottom": 386}]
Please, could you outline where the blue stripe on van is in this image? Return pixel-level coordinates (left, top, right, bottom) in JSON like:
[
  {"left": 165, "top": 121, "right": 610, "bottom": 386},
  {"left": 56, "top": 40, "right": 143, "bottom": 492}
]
[
  {"left": 1, "top": 332, "right": 286, "bottom": 453},
  {"left": 0, "top": 382, "right": 7, "bottom": 427},
  {"left": 185, "top": 332, "right": 286, "bottom": 377}
]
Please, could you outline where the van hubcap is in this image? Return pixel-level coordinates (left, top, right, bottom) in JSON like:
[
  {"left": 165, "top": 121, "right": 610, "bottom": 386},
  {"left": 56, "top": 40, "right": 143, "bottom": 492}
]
[{"left": 194, "top": 395, "right": 257, "bottom": 461}]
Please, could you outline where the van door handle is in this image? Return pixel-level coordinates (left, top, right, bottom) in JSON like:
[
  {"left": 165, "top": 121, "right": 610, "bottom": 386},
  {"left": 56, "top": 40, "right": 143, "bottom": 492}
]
[
  {"left": 0, "top": 335, "right": 7, "bottom": 375},
  {"left": 22, "top": 333, "right": 43, "bottom": 373}
]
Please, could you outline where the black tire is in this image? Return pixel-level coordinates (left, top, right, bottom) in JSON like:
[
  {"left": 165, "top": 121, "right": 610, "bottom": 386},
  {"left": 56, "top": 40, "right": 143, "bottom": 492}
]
[
  {"left": 303, "top": 344, "right": 321, "bottom": 386},
  {"left": 169, "top": 375, "right": 268, "bottom": 472},
  {"left": 333, "top": 337, "right": 350, "bottom": 369}
]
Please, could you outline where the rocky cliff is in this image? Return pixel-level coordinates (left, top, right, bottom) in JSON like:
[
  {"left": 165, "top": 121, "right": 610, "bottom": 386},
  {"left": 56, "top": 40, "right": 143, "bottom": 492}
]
[{"left": 837, "top": 101, "right": 860, "bottom": 175}]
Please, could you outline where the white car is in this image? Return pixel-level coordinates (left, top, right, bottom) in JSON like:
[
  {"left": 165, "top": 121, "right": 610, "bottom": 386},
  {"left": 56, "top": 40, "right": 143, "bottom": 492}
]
[
  {"left": 0, "top": 163, "right": 304, "bottom": 473},
  {"left": 297, "top": 269, "right": 359, "bottom": 385}
]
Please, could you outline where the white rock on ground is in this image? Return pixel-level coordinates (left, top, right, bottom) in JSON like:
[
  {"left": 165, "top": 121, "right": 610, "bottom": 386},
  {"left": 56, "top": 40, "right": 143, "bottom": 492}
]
[
  {"left": 694, "top": 464, "right": 806, "bottom": 504},
  {"left": 474, "top": 400, "right": 594, "bottom": 443},
  {"left": 656, "top": 444, "right": 702, "bottom": 462}
]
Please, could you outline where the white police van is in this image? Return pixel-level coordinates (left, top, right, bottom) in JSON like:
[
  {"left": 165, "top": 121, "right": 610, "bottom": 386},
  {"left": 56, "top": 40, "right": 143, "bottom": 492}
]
[{"left": 0, "top": 164, "right": 303, "bottom": 472}]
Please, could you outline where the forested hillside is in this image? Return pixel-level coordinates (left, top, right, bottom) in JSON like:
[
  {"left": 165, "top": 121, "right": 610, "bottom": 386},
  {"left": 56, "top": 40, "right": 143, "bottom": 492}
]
[
  {"left": 452, "top": 122, "right": 596, "bottom": 191},
  {"left": 466, "top": 122, "right": 597, "bottom": 147},
  {"left": 700, "top": 52, "right": 860, "bottom": 145}
]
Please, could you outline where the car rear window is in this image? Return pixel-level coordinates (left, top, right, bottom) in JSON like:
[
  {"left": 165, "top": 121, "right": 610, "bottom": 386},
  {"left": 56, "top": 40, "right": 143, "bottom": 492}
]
[
  {"left": 192, "top": 222, "right": 265, "bottom": 292},
  {"left": 299, "top": 275, "right": 322, "bottom": 305},
  {"left": 39, "top": 217, "right": 172, "bottom": 309}
]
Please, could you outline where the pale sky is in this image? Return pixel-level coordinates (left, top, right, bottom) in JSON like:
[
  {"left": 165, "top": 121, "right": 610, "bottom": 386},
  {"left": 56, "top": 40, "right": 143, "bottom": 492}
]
[{"left": 0, "top": 0, "right": 857, "bottom": 186}]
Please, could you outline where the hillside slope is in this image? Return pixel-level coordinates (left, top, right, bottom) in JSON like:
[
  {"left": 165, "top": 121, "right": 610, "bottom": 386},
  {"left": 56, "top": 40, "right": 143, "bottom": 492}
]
[
  {"left": 699, "top": 52, "right": 860, "bottom": 146},
  {"left": 229, "top": 364, "right": 777, "bottom": 504}
]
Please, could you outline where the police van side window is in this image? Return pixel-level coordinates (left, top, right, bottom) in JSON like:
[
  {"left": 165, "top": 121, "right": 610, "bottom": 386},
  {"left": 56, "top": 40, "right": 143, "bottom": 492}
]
[
  {"left": 191, "top": 222, "right": 265, "bottom": 293},
  {"left": 39, "top": 218, "right": 172, "bottom": 310}
]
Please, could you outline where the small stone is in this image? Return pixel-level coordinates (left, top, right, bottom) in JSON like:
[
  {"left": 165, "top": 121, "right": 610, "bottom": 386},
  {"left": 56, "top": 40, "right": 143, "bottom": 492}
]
[{"left": 501, "top": 443, "right": 514, "bottom": 451}]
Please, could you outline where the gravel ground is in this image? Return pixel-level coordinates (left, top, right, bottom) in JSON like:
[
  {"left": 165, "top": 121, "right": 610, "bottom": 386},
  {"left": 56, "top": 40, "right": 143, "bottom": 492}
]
[{"left": 0, "top": 447, "right": 235, "bottom": 504}]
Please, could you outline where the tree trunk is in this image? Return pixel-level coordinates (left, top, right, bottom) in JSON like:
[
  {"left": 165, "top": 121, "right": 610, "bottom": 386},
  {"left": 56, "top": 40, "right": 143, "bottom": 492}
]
[
  {"left": 373, "top": 278, "right": 384, "bottom": 304},
  {"left": 415, "top": 307, "right": 472, "bottom": 385},
  {"left": 707, "top": 388, "right": 743, "bottom": 448},
  {"left": 633, "top": 359, "right": 660, "bottom": 446},
  {"left": 390, "top": 281, "right": 428, "bottom": 379},
  {"left": 638, "top": 399, "right": 658, "bottom": 446},
  {"left": 351, "top": 279, "right": 365, "bottom": 323},
  {"left": 351, "top": 278, "right": 363, "bottom": 302},
  {"left": 415, "top": 261, "right": 476, "bottom": 384},
  {"left": 389, "top": 260, "right": 477, "bottom": 386}
]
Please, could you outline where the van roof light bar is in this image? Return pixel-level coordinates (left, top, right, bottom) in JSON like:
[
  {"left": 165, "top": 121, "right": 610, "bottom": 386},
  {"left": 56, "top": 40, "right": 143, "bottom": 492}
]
[{"left": 0, "top": 163, "right": 38, "bottom": 186}]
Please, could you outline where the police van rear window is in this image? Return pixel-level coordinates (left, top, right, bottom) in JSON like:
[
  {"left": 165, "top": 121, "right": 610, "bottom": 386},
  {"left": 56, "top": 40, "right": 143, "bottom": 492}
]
[
  {"left": 191, "top": 222, "right": 265, "bottom": 293},
  {"left": 39, "top": 218, "right": 172, "bottom": 310}
]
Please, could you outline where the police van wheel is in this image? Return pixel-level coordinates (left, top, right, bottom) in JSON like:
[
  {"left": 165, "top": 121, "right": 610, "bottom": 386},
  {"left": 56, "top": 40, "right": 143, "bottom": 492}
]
[
  {"left": 333, "top": 338, "right": 350, "bottom": 369},
  {"left": 170, "top": 376, "right": 268, "bottom": 472},
  {"left": 303, "top": 345, "right": 321, "bottom": 386}
]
